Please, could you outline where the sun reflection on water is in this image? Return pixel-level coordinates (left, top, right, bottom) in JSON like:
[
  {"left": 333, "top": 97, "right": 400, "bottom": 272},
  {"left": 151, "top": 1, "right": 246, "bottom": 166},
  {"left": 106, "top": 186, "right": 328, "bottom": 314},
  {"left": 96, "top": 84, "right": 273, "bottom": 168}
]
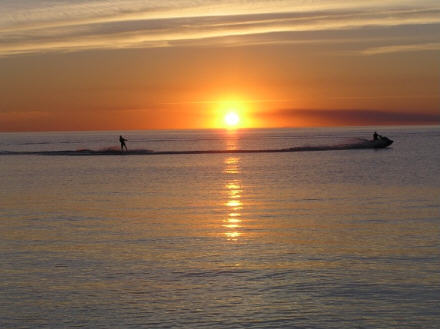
[
  {"left": 225, "top": 231, "right": 241, "bottom": 239},
  {"left": 223, "top": 155, "right": 243, "bottom": 241}
]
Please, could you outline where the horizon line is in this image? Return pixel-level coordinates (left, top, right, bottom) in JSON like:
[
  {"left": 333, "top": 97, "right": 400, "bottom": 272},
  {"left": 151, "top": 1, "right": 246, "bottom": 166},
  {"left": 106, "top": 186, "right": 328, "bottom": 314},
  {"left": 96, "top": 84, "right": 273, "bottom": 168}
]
[{"left": 1, "top": 122, "right": 439, "bottom": 134}]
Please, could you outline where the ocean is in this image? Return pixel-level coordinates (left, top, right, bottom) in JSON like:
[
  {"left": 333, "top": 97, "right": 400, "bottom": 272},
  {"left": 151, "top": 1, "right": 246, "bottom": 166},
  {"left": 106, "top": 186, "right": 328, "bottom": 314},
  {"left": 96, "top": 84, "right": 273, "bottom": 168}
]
[{"left": 1, "top": 126, "right": 439, "bottom": 328}]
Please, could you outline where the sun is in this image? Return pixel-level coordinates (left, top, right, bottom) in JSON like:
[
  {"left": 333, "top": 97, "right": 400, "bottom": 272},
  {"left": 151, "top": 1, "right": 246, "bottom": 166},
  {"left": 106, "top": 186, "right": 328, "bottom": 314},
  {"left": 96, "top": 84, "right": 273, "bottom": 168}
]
[
  {"left": 212, "top": 97, "right": 252, "bottom": 129},
  {"left": 224, "top": 112, "right": 240, "bottom": 127}
]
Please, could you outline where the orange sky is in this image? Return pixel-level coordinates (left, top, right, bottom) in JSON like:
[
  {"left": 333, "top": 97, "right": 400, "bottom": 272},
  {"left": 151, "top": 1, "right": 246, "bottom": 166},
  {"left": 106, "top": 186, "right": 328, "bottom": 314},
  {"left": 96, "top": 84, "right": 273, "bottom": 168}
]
[{"left": 0, "top": 0, "right": 439, "bottom": 131}]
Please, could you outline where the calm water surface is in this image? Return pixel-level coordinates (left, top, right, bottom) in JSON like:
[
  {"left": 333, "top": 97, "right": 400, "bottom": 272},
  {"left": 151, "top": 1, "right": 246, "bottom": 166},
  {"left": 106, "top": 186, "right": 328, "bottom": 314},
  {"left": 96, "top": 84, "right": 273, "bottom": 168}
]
[{"left": 1, "top": 127, "right": 439, "bottom": 328}]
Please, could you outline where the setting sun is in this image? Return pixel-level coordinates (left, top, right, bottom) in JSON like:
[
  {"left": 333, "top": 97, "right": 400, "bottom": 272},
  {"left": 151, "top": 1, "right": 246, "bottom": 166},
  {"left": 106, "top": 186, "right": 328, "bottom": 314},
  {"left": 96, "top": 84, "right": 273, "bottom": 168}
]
[
  {"left": 225, "top": 112, "right": 240, "bottom": 127},
  {"left": 211, "top": 97, "right": 253, "bottom": 129}
]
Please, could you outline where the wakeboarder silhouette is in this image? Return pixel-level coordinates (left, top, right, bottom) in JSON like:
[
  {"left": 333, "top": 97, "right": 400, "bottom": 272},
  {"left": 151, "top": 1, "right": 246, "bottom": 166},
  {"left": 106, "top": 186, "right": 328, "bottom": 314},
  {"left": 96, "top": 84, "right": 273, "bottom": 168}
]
[{"left": 119, "top": 135, "right": 128, "bottom": 152}]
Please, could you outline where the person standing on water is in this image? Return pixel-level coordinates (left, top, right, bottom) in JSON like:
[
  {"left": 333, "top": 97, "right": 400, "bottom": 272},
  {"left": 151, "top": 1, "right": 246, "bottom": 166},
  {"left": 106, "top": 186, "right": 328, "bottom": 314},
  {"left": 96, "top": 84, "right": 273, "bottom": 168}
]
[{"left": 119, "top": 135, "right": 128, "bottom": 152}]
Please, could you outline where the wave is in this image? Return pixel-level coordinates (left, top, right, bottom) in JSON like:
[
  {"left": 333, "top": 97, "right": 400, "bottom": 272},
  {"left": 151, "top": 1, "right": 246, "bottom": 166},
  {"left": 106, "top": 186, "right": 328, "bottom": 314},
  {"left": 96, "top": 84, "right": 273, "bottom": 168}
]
[{"left": 0, "top": 139, "right": 392, "bottom": 156}]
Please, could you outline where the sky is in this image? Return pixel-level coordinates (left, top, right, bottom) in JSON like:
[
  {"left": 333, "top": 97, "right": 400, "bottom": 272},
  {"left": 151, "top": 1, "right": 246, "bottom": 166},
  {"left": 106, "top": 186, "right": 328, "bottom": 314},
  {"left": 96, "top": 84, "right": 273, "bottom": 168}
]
[{"left": 0, "top": 0, "right": 439, "bottom": 131}]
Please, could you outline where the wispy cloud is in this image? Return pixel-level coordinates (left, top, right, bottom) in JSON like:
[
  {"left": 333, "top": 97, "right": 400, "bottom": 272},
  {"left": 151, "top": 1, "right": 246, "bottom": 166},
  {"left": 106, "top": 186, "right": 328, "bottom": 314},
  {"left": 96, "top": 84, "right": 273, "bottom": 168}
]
[
  {"left": 361, "top": 42, "right": 440, "bottom": 55},
  {"left": 1, "top": 0, "right": 439, "bottom": 56}
]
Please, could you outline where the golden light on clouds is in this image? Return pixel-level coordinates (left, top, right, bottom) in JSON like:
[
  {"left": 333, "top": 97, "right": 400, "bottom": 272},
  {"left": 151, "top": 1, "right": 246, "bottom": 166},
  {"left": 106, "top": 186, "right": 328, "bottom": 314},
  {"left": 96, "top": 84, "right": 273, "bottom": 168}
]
[{"left": 1, "top": 1, "right": 440, "bottom": 56}]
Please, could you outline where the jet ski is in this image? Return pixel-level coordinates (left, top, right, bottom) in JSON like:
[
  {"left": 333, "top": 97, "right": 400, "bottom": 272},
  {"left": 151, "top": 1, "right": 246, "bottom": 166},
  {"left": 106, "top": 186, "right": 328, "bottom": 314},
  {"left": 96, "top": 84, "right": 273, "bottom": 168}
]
[{"left": 371, "top": 135, "right": 393, "bottom": 148}]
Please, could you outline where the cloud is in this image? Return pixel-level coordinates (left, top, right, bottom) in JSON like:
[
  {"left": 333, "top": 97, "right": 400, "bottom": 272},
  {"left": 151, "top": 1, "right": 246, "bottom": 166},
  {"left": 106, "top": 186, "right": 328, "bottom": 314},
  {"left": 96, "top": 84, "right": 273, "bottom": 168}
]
[
  {"left": 361, "top": 42, "right": 440, "bottom": 55},
  {"left": 0, "top": 1, "right": 439, "bottom": 56},
  {"left": 267, "top": 109, "right": 440, "bottom": 125}
]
